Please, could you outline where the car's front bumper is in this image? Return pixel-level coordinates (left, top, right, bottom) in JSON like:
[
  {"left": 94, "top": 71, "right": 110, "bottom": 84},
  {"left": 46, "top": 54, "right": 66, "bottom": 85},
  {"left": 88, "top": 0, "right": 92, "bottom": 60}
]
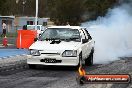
[{"left": 27, "top": 55, "right": 79, "bottom": 66}]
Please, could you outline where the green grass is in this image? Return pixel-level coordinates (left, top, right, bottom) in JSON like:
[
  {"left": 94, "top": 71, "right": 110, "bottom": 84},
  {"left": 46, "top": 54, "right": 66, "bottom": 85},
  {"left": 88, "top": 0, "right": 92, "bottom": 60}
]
[{"left": 6, "top": 32, "right": 18, "bottom": 37}]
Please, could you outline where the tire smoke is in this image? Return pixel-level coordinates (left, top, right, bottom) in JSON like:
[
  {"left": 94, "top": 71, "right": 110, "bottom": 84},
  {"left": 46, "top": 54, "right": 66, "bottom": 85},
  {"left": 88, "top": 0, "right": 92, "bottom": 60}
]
[{"left": 82, "top": 3, "right": 132, "bottom": 64}]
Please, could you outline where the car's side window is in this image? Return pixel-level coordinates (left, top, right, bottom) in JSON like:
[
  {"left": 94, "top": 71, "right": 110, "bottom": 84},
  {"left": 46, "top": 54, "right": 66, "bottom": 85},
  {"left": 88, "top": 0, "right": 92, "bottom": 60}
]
[
  {"left": 80, "top": 29, "right": 86, "bottom": 39},
  {"left": 82, "top": 29, "right": 89, "bottom": 39},
  {"left": 84, "top": 29, "right": 92, "bottom": 40}
]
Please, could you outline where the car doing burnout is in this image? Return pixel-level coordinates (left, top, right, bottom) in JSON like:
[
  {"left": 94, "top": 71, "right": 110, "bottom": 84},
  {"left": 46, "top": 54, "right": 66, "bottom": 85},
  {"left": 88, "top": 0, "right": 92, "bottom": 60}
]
[{"left": 27, "top": 26, "right": 95, "bottom": 68}]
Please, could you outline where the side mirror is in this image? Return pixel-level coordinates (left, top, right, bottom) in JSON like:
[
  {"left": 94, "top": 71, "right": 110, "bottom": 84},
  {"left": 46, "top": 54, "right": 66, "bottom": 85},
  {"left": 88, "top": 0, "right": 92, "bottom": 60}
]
[
  {"left": 39, "top": 34, "right": 42, "bottom": 37},
  {"left": 34, "top": 38, "right": 38, "bottom": 41},
  {"left": 82, "top": 39, "right": 88, "bottom": 44}
]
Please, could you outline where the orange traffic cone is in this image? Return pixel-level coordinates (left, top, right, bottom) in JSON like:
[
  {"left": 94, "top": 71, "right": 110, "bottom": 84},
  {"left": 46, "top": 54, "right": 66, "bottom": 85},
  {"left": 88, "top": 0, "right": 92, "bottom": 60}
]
[{"left": 2, "top": 36, "right": 8, "bottom": 47}]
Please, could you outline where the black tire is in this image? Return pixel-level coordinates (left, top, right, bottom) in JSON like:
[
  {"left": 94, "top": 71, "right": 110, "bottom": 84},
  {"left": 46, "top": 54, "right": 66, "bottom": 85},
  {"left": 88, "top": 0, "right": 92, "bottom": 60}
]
[
  {"left": 76, "top": 52, "right": 82, "bottom": 69},
  {"left": 85, "top": 49, "right": 94, "bottom": 66},
  {"left": 28, "top": 64, "right": 36, "bottom": 69}
]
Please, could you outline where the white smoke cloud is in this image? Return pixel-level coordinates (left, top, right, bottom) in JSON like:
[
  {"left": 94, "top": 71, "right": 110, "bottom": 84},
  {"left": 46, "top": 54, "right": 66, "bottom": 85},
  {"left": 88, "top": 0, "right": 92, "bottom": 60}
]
[{"left": 82, "top": 4, "right": 132, "bottom": 64}]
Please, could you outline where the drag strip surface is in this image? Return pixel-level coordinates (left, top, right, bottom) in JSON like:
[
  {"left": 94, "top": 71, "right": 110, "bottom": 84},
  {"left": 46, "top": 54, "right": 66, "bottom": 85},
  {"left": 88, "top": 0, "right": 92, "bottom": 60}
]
[{"left": 0, "top": 57, "right": 132, "bottom": 88}]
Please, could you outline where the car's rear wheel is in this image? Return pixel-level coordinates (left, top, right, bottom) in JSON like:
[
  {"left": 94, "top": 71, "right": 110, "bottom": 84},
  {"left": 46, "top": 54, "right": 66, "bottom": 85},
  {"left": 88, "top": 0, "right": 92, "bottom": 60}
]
[
  {"left": 85, "top": 49, "right": 94, "bottom": 66},
  {"left": 28, "top": 64, "right": 36, "bottom": 69}
]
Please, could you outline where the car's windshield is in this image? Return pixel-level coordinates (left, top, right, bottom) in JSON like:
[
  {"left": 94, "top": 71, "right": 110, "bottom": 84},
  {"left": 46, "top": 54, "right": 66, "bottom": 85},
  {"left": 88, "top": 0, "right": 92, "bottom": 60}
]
[{"left": 39, "top": 28, "right": 81, "bottom": 42}]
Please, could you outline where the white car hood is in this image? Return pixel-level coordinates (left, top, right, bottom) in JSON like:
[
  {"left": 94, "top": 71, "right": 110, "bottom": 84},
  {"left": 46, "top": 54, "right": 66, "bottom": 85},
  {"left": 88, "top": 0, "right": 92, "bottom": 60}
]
[{"left": 29, "top": 41, "right": 81, "bottom": 51}]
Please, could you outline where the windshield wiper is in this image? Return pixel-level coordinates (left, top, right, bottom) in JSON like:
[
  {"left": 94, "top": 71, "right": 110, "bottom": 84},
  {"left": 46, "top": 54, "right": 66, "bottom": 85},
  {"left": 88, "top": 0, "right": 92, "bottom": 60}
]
[
  {"left": 69, "top": 37, "right": 80, "bottom": 41},
  {"left": 42, "top": 38, "right": 61, "bottom": 41},
  {"left": 70, "top": 37, "right": 79, "bottom": 40},
  {"left": 59, "top": 38, "right": 80, "bottom": 42},
  {"left": 39, "top": 37, "right": 80, "bottom": 42}
]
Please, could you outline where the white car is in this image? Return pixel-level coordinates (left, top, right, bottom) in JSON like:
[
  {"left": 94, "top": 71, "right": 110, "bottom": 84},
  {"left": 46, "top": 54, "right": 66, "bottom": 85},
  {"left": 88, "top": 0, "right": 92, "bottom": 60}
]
[{"left": 27, "top": 26, "right": 95, "bottom": 68}]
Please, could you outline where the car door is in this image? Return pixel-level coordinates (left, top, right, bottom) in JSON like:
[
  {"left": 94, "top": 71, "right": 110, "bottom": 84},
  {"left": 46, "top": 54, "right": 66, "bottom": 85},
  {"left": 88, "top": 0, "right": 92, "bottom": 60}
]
[
  {"left": 83, "top": 29, "right": 93, "bottom": 57},
  {"left": 80, "top": 29, "right": 88, "bottom": 60}
]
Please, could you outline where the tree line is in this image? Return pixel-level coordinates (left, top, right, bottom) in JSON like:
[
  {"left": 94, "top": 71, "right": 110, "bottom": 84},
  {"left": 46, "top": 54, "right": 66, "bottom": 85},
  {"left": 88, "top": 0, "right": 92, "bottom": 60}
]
[{"left": 0, "top": 0, "right": 118, "bottom": 25}]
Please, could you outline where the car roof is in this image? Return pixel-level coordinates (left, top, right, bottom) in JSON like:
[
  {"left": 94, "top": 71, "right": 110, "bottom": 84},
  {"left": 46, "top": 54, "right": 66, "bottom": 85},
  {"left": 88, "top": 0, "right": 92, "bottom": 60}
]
[{"left": 48, "top": 26, "right": 86, "bottom": 29}]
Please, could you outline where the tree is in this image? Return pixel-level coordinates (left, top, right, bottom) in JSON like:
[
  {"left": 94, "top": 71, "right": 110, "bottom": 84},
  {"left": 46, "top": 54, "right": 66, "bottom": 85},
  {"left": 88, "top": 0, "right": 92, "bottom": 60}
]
[
  {"left": 49, "top": 0, "right": 85, "bottom": 25},
  {"left": 0, "top": 0, "right": 10, "bottom": 15},
  {"left": 0, "top": 0, "right": 4, "bottom": 15},
  {"left": 0, "top": 0, "right": 118, "bottom": 25},
  {"left": 84, "top": 0, "right": 117, "bottom": 20}
]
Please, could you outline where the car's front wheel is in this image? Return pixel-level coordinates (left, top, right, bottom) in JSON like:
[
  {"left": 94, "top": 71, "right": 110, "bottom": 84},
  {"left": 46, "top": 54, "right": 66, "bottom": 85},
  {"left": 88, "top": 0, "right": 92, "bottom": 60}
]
[{"left": 85, "top": 49, "right": 94, "bottom": 66}]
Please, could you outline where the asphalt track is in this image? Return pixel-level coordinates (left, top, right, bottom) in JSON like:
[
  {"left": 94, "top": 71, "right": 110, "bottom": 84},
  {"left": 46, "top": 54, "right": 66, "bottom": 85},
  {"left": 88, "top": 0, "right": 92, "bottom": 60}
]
[{"left": 0, "top": 56, "right": 131, "bottom": 88}]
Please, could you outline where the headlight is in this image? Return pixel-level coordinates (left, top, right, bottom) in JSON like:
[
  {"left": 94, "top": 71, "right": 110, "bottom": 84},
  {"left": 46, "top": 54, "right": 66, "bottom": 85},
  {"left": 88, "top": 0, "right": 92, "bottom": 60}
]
[
  {"left": 30, "top": 49, "right": 40, "bottom": 56},
  {"left": 62, "top": 50, "right": 77, "bottom": 57}
]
